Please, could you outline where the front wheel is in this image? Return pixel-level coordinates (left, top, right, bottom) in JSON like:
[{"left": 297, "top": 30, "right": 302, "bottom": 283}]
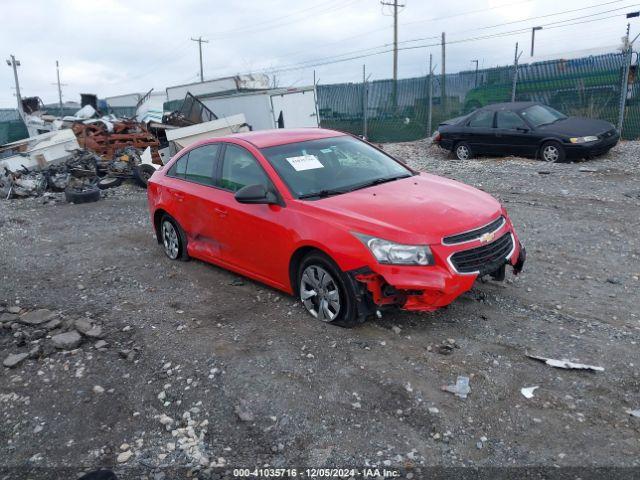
[
  {"left": 297, "top": 253, "right": 359, "bottom": 327},
  {"left": 540, "top": 141, "right": 565, "bottom": 163}
]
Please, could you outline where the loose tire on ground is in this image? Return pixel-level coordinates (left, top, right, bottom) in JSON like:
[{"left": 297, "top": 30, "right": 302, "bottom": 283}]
[
  {"left": 97, "top": 177, "right": 124, "bottom": 190},
  {"left": 133, "top": 164, "right": 157, "bottom": 188},
  {"left": 297, "top": 252, "right": 360, "bottom": 328},
  {"left": 65, "top": 185, "right": 100, "bottom": 204},
  {"left": 540, "top": 141, "right": 565, "bottom": 163},
  {"left": 454, "top": 142, "right": 473, "bottom": 160}
]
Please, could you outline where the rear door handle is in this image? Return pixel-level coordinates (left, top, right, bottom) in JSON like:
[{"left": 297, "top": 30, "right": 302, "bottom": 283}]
[{"left": 215, "top": 207, "right": 228, "bottom": 217}]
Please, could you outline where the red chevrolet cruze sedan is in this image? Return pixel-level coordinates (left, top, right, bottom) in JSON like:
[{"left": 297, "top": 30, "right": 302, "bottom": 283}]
[{"left": 147, "top": 128, "right": 525, "bottom": 327}]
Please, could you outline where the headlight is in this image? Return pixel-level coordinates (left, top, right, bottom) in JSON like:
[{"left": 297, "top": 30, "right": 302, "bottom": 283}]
[
  {"left": 354, "top": 233, "right": 434, "bottom": 265},
  {"left": 569, "top": 136, "right": 598, "bottom": 143}
]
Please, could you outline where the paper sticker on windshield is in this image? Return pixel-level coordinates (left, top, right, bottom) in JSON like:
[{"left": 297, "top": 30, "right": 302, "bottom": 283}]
[{"left": 286, "top": 154, "right": 324, "bottom": 171}]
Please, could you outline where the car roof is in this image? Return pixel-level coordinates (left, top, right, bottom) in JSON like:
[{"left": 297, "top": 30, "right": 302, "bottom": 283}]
[
  {"left": 481, "top": 101, "right": 539, "bottom": 112},
  {"left": 224, "top": 128, "right": 347, "bottom": 148}
]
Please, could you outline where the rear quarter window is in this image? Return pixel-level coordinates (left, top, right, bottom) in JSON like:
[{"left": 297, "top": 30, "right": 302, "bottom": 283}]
[{"left": 167, "top": 154, "right": 188, "bottom": 178}]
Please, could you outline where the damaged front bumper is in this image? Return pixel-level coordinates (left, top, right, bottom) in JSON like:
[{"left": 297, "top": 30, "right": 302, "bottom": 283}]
[{"left": 348, "top": 224, "right": 526, "bottom": 315}]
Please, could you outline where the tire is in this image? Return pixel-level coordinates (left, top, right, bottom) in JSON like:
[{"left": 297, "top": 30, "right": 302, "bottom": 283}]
[
  {"left": 297, "top": 252, "right": 359, "bottom": 328},
  {"left": 133, "top": 164, "right": 156, "bottom": 188},
  {"left": 540, "top": 141, "right": 565, "bottom": 163},
  {"left": 454, "top": 142, "right": 473, "bottom": 160},
  {"left": 97, "top": 177, "right": 123, "bottom": 190},
  {"left": 160, "top": 215, "right": 188, "bottom": 261},
  {"left": 65, "top": 185, "right": 100, "bottom": 204}
]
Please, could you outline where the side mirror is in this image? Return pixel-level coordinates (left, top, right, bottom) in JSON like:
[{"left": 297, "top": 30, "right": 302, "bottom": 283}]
[{"left": 234, "top": 184, "right": 278, "bottom": 205}]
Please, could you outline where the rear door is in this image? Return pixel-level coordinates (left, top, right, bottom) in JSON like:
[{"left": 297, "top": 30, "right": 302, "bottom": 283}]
[
  {"left": 177, "top": 143, "right": 226, "bottom": 261},
  {"left": 494, "top": 110, "right": 536, "bottom": 155},
  {"left": 464, "top": 110, "right": 496, "bottom": 154},
  {"left": 212, "top": 143, "right": 291, "bottom": 288}
]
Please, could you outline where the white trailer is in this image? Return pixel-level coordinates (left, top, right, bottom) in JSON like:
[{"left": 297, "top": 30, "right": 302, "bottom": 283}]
[{"left": 198, "top": 87, "right": 318, "bottom": 131}]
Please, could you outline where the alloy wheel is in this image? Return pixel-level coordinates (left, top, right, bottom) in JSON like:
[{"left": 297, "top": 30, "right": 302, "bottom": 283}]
[
  {"left": 456, "top": 145, "right": 470, "bottom": 160},
  {"left": 542, "top": 145, "right": 559, "bottom": 162},
  {"left": 162, "top": 220, "right": 180, "bottom": 259},
  {"left": 300, "top": 265, "right": 341, "bottom": 322}
]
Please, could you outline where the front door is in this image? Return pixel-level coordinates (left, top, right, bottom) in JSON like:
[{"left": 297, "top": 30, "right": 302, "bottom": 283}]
[
  {"left": 213, "top": 143, "right": 292, "bottom": 289},
  {"left": 494, "top": 110, "right": 536, "bottom": 155}
]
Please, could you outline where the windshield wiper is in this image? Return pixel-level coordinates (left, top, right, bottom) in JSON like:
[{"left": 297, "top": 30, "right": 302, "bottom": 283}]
[
  {"left": 297, "top": 174, "right": 412, "bottom": 200},
  {"left": 297, "top": 188, "right": 349, "bottom": 200},
  {"left": 345, "top": 173, "right": 413, "bottom": 192}
]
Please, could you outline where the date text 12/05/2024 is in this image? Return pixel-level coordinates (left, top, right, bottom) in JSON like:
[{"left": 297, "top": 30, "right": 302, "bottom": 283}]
[{"left": 232, "top": 468, "right": 401, "bottom": 478}]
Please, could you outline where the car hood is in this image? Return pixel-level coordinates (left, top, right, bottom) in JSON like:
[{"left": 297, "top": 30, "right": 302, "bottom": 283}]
[
  {"left": 536, "top": 117, "right": 614, "bottom": 137},
  {"left": 302, "top": 173, "right": 503, "bottom": 245}
]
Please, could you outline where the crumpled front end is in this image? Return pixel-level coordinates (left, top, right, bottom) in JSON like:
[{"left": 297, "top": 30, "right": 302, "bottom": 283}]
[{"left": 351, "top": 216, "right": 526, "bottom": 313}]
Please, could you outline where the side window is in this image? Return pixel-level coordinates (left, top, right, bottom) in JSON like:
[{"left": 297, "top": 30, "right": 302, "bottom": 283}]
[
  {"left": 167, "top": 154, "right": 188, "bottom": 178},
  {"left": 496, "top": 111, "right": 527, "bottom": 129},
  {"left": 468, "top": 110, "right": 494, "bottom": 128},
  {"left": 184, "top": 144, "right": 220, "bottom": 186},
  {"left": 219, "top": 144, "right": 271, "bottom": 192}
]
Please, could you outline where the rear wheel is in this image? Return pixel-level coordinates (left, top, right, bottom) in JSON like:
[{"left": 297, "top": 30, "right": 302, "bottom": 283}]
[
  {"left": 454, "top": 142, "right": 473, "bottom": 160},
  {"left": 160, "top": 215, "right": 188, "bottom": 260},
  {"left": 540, "top": 141, "right": 565, "bottom": 162},
  {"left": 297, "top": 252, "right": 359, "bottom": 327}
]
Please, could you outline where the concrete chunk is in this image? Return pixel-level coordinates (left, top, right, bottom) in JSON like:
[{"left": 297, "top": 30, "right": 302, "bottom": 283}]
[
  {"left": 19, "top": 309, "right": 56, "bottom": 326},
  {"left": 51, "top": 330, "right": 82, "bottom": 350}
]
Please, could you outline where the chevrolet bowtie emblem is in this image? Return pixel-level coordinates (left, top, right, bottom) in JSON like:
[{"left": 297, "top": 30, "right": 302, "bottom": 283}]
[{"left": 479, "top": 231, "right": 495, "bottom": 244}]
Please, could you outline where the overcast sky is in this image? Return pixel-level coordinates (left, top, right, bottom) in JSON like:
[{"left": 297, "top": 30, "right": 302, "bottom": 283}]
[{"left": 1, "top": 0, "right": 635, "bottom": 108}]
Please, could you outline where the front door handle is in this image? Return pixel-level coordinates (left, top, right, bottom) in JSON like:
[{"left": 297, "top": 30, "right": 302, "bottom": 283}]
[{"left": 171, "top": 191, "right": 184, "bottom": 202}]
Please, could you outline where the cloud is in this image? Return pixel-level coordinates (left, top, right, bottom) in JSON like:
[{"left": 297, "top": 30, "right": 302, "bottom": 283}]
[{"left": 0, "top": 0, "right": 630, "bottom": 108}]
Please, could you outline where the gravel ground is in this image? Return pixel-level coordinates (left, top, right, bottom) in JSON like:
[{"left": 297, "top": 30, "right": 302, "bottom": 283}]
[{"left": 1, "top": 140, "right": 639, "bottom": 479}]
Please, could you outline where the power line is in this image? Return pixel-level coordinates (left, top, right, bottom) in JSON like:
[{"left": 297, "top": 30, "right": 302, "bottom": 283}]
[
  {"left": 246, "top": 12, "right": 635, "bottom": 76},
  {"left": 232, "top": 0, "right": 635, "bottom": 78},
  {"left": 205, "top": 0, "right": 362, "bottom": 38}
]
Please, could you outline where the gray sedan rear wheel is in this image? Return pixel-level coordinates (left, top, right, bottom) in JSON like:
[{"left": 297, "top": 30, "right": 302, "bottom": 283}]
[{"left": 455, "top": 142, "right": 472, "bottom": 160}]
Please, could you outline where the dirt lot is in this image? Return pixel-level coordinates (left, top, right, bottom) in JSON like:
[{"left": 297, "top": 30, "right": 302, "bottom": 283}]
[{"left": 1, "top": 139, "right": 639, "bottom": 479}]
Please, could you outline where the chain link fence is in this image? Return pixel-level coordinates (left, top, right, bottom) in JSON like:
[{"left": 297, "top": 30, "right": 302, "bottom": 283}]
[
  {"left": 3, "top": 51, "right": 640, "bottom": 146},
  {"left": 318, "top": 50, "right": 640, "bottom": 142}
]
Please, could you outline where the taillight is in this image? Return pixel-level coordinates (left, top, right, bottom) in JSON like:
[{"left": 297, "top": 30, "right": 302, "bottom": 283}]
[{"left": 433, "top": 131, "right": 442, "bottom": 142}]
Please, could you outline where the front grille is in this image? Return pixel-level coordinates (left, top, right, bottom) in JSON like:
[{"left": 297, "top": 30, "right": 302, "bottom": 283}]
[
  {"left": 443, "top": 216, "right": 504, "bottom": 245},
  {"left": 450, "top": 233, "right": 513, "bottom": 275}
]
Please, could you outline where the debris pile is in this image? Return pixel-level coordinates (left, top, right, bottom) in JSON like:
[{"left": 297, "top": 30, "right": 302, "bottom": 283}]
[
  {"left": 0, "top": 145, "right": 156, "bottom": 202},
  {"left": 73, "top": 120, "right": 160, "bottom": 163}
]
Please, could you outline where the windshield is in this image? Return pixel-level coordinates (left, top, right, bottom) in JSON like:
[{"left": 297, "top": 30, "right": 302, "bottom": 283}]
[
  {"left": 260, "top": 136, "right": 413, "bottom": 199},
  {"left": 520, "top": 104, "right": 567, "bottom": 127}
]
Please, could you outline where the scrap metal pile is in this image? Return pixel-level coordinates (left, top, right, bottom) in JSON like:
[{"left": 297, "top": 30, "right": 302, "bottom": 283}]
[
  {"left": 0, "top": 146, "right": 155, "bottom": 203},
  {"left": 73, "top": 120, "right": 161, "bottom": 164}
]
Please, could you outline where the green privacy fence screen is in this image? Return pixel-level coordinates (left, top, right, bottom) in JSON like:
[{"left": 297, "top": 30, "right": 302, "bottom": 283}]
[{"left": 317, "top": 51, "right": 640, "bottom": 142}]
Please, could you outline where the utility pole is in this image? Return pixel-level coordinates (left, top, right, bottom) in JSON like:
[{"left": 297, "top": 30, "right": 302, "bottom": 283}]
[
  {"left": 190, "top": 36, "right": 209, "bottom": 82},
  {"left": 441, "top": 32, "right": 446, "bottom": 114},
  {"left": 471, "top": 59, "right": 478, "bottom": 87},
  {"left": 381, "top": 0, "right": 404, "bottom": 108},
  {"left": 511, "top": 42, "right": 522, "bottom": 102},
  {"left": 427, "top": 53, "right": 436, "bottom": 136},
  {"left": 5, "top": 54, "right": 23, "bottom": 115},
  {"left": 530, "top": 26, "right": 542, "bottom": 57},
  {"left": 52, "top": 60, "right": 68, "bottom": 116},
  {"left": 362, "top": 65, "right": 368, "bottom": 139}
]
